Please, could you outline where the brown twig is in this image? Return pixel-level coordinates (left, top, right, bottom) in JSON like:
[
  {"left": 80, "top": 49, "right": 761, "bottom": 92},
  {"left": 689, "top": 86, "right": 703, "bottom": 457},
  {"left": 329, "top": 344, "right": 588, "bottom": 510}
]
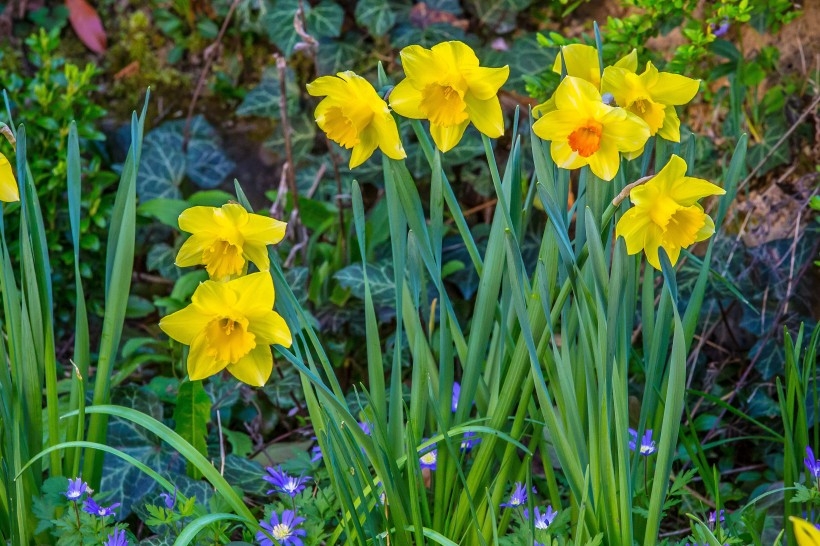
[
  {"left": 612, "top": 175, "right": 654, "bottom": 207},
  {"left": 182, "top": 0, "right": 242, "bottom": 152}
]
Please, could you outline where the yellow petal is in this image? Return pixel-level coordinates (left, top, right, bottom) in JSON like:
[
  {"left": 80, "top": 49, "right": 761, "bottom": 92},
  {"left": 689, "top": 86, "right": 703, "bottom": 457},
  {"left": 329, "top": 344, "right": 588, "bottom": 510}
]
[
  {"left": 553, "top": 76, "right": 602, "bottom": 111},
  {"left": 532, "top": 109, "right": 578, "bottom": 142},
  {"left": 242, "top": 213, "right": 287, "bottom": 246},
  {"left": 306, "top": 74, "right": 348, "bottom": 98},
  {"left": 398, "top": 45, "right": 438, "bottom": 86},
  {"left": 370, "top": 111, "right": 406, "bottom": 161},
  {"left": 389, "top": 79, "right": 425, "bottom": 119},
  {"left": 192, "top": 279, "right": 236, "bottom": 314},
  {"left": 431, "top": 121, "right": 469, "bottom": 153},
  {"left": 175, "top": 232, "right": 213, "bottom": 267},
  {"left": 217, "top": 203, "right": 250, "bottom": 230},
  {"left": 227, "top": 344, "right": 273, "bottom": 387},
  {"left": 653, "top": 154, "right": 688, "bottom": 191},
  {"left": 657, "top": 106, "right": 681, "bottom": 141},
  {"left": 464, "top": 94, "right": 504, "bottom": 138},
  {"left": 159, "top": 303, "right": 213, "bottom": 344},
  {"left": 432, "top": 40, "right": 480, "bottom": 70},
  {"left": 614, "top": 49, "right": 638, "bottom": 72},
  {"left": 642, "top": 223, "right": 665, "bottom": 270},
  {"left": 664, "top": 205, "right": 706, "bottom": 252},
  {"left": 0, "top": 153, "right": 20, "bottom": 202},
  {"left": 350, "top": 126, "right": 379, "bottom": 169},
  {"left": 791, "top": 517, "right": 820, "bottom": 546},
  {"left": 463, "top": 65, "right": 509, "bottom": 100},
  {"left": 550, "top": 139, "right": 586, "bottom": 171},
  {"left": 694, "top": 213, "right": 715, "bottom": 243},
  {"left": 600, "top": 109, "right": 650, "bottom": 153},
  {"left": 249, "top": 310, "right": 292, "bottom": 347},
  {"left": 586, "top": 139, "right": 620, "bottom": 181},
  {"left": 650, "top": 70, "right": 700, "bottom": 105},
  {"left": 231, "top": 271, "right": 275, "bottom": 313},
  {"left": 178, "top": 206, "right": 218, "bottom": 235},
  {"left": 243, "top": 242, "right": 271, "bottom": 272},
  {"left": 616, "top": 206, "right": 652, "bottom": 255},
  {"left": 532, "top": 96, "right": 556, "bottom": 118},
  {"left": 553, "top": 44, "right": 601, "bottom": 88},
  {"left": 672, "top": 176, "right": 725, "bottom": 206},
  {"left": 188, "top": 330, "right": 229, "bottom": 381}
]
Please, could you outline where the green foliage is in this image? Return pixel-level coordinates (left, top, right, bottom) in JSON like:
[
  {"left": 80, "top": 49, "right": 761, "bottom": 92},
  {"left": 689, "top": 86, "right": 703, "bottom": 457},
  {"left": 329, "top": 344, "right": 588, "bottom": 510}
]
[
  {"left": 0, "top": 27, "right": 113, "bottom": 323},
  {"left": 174, "top": 381, "right": 213, "bottom": 480}
]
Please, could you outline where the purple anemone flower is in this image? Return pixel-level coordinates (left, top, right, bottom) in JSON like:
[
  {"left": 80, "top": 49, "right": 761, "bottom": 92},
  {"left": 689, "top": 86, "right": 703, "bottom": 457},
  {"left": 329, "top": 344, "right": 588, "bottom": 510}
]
[
  {"left": 500, "top": 482, "right": 532, "bottom": 508},
  {"left": 419, "top": 447, "right": 438, "bottom": 470},
  {"left": 708, "top": 509, "right": 725, "bottom": 526},
  {"left": 628, "top": 428, "right": 656, "bottom": 456},
  {"left": 460, "top": 431, "right": 479, "bottom": 452},
  {"left": 83, "top": 498, "right": 120, "bottom": 517},
  {"left": 805, "top": 446, "right": 820, "bottom": 479},
  {"left": 524, "top": 505, "right": 558, "bottom": 529},
  {"left": 159, "top": 487, "right": 177, "bottom": 509},
  {"left": 451, "top": 382, "right": 461, "bottom": 412},
  {"left": 65, "top": 478, "right": 90, "bottom": 501},
  {"left": 256, "top": 509, "right": 306, "bottom": 546},
  {"left": 263, "top": 466, "right": 310, "bottom": 498},
  {"left": 104, "top": 529, "right": 129, "bottom": 546}
]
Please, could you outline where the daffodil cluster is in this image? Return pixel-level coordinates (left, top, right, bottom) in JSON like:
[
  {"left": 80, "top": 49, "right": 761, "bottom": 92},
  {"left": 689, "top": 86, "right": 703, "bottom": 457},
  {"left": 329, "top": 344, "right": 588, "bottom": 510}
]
[
  {"left": 159, "top": 203, "right": 292, "bottom": 387},
  {"left": 307, "top": 40, "right": 509, "bottom": 163}
]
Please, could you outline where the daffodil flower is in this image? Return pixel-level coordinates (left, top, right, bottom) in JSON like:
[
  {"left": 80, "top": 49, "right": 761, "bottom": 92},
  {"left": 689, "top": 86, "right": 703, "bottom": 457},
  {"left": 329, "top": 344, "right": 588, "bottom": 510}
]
[
  {"left": 532, "top": 76, "right": 650, "bottom": 181},
  {"left": 175, "top": 203, "right": 286, "bottom": 281},
  {"left": 389, "top": 40, "right": 509, "bottom": 153},
  {"left": 0, "top": 153, "right": 20, "bottom": 202},
  {"left": 307, "top": 71, "right": 406, "bottom": 169},
  {"left": 159, "top": 272, "right": 292, "bottom": 386},
  {"left": 792, "top": 516, "right": 820, "bottom": 546},
  {"left": 615, "top": 154, "right": 725, "bottom": 269},
  {"left": 602, "top": 61, "right": 700, "bottom": 141}
]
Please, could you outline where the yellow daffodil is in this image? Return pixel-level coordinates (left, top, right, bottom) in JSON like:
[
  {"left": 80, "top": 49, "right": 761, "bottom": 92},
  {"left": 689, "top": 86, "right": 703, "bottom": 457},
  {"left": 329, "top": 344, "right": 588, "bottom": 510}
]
[
  {"left": 0, "top": 153, "right": 20, "bottom": 202},
  {"left": 307, "top": 71, "right": 406, "bottom": 169},
  {"left": 552, "top": 44, "right": 638, "bottom": 89},
  {"left": 159, "top": 272, "right": 292, "bottom": 386},
  {"left": 389, "top": 40, "right": 509, "bottom": 152},
  {"left": 601, "top": 61, "right": 700, "bottom": 141},
  {"left": 615, "top": 154, "right": 725, "bottom": 269},
  {"left": 792, "top": 516, "right": 820, "bottom": 546},
  {"left": 176, "top": 203, "right": 286, "bottom": 281},
  {"left": 532, "top": 76, "right": 650, "bottom": 181}
]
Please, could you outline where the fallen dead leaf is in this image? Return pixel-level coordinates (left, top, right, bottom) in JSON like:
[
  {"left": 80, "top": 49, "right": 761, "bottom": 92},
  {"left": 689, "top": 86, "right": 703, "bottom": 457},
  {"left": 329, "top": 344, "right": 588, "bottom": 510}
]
[{"left": 66, "top": 0, "right": 107, "bottom": 54}]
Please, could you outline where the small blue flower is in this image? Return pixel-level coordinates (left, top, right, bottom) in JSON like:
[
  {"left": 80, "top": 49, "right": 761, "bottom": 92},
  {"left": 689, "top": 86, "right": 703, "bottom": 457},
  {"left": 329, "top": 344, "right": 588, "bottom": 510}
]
[
  {"left": 83, "top": 498, "right": 120, "bottom": 517},
  {"left": 451, "top": 382, "right": 461, "bottom": 412},
  {"left": 65, "top": 478, "right": 90, "bottom": 501},
  {"left": 310, "top": 444, "right": 322, "bottom": 463},
  {"left": 628, "top": 428, "right": 656, "bottom": 456},
  {"left": 805, "top": 446, "right": 820, "bottom": 479},
  {"left": 419, "top": 447, "right": 438, "bottom": 470},
  {"left": 708, "top": 508, "right": 725, "bottom": 526},
  {"left": 500, "top": 482, "right": 531, "bottom": 508},
  {"left": 263, "top": 466, "right": 310, "bottom": 498},
  {"left": 159, "top": 487, "right": 177, "bottom": 509},
  {"left": 524, "top": 505, "right": 558, "bottom": 529},
  {"left": 460, "top": 431, "right": 479, "bottom": 452},
  {"left": 104, "top": 529, "right": 128, "bottom": 546},
  {"left": 359, "top": 421, "right": 372, "bottom": 436},
  {"left": 256, "top": 509, "right": 306, "bottom": 546}
]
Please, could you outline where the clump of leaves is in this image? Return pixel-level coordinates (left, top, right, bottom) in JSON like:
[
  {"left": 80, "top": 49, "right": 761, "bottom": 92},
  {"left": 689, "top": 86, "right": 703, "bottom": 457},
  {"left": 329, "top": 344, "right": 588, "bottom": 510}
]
[{"left": 0, "top": 27, "right": 114, "bottom": 326}]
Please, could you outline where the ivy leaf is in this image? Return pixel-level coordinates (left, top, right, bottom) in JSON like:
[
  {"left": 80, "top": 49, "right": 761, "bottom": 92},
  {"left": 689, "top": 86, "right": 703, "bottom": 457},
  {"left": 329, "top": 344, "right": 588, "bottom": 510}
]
[
  {"left": 470, "top": 0, "right": 531, "bottom": 33},
  {"left": 137, "top": 125, "right": 185, "bottom": 201},
  {"left": 315, "top": 36, "right": 366, "bottom": 75},
  {"left": 236, "top": 68, "right": 300, "bottom": 119},
  {"left": 306, "top": 0, "right": 344, "bottom": 38},
  {"left": 265, "top": 0, "right": 309, "bottom": 57},
  {"left": 147, "top": 243, "right": 181, "bottom": 281},
  {"left": 334, "top": 262, "right": 395, "bottom": 307},
  {"left": 391, "top": 22, "right": 467, "bottom": 48},
  {"left": 222, "top": 455, "right": 268, "bottom": 496},
  {"left": 264, "top": 112, "right": 317, "bottom": 162},
  {"left": 186, "top": 137, "right": 236, "bottom": 189},
  {"left": 482, "top": 33, "right": 553, "bottom": 94},
  {"left": 173, "top": 381, "right": 212, "bottom": 480},
  {"left": 355, "top": 0, "right": 397, "bottom": 37}
]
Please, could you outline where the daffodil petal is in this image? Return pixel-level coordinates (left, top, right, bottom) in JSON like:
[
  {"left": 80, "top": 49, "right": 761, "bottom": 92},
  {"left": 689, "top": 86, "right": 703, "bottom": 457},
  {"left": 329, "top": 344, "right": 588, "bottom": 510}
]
[
  {"left": 553, "top": 44, "right": 601, "bottom": 87},
  {"left": 601, "top": 66, "right": 631, "bottom": 103},
  {"left": 398, "top": 45, "right": 437, "bottom": 85},
  {"left": 175, "top": 232, "right": 212, "bottom": 267},
  {"left": 532, "top": 109, "right": 577, "bottom": 142},
  {"left": 249, "top": 310, "right": 292, "bottom": 347},
  {"left": 350, "top": 126, "right": 379, "bottom": 169},
  {"left": 651, "top": 72, "right": 700, "bottom": 105},
  {"left": 188, "top": 330, "right": 228, "bottom": 381},
  {"left": 178, "top": 206, "right": 219, "bottom": 235},
  {"left": 243, "top": 242, "right": 271, "bottom": 272},
  {"left": 306, "top": 74, "right": 347, "bottom": 97},
  {"left": 227, "top": 344, "right": 272, "bottom": 387},
  {"left": 159, "top": 304, "right": 213, "bottom": 344},
  {"left": 433, "top": 40, "right": 479, "bottom": 70},
  {"left": 370, "top": 112, "right": 406, "bottom": 161},
  {"left": 0, "top": 154, "right": 20, "bottom": 202},
  {"left": 586, "top": 139, "right": 620, "bottom": 181},
  {"left": 431, "top": 121, "right": 469, "bottom": 153},
  {"left": 671, "top": 176, "right": 725, "bottom": 205},
  {"left": 601, "top": 111, "right": 650, "bottom": 152},
  {"left": 464, "top": 94, "right": 504, "bottom": 138},
  {"left": 192, "top": 279, "right": 235, "bottom": 314},
  {"left": 694, "top": 213, "right": 715, "bottom": 242},
  {"left": 643, "top": 224, "right": 665, "bottom": 270},
  {"left": 463, "top": 65, "right": 509, "bottom": 100},
  {"left": 231, "top": 272, "right": 274, "bottom": 313},
  {"left": 791, "top": 517, "right": 820, "bottom": 546},
  {"left": 550, "top": 140, "right": 585, "bottom": 170},
  {"left": 614, "top": 49, "right": 638, "bottom": 72},
  {"left": 616, "top": 207, "right": 652, "bottom": 255},
  {"left": 389, "top": 79, "right": 425, "bottom": 119},
  {"left": 554, "top": 76, "right": 602, "bottom": 110},
  {"left": 657, "top": 106, "right": 682, "bottom": 141},
  {"left": 243, "top": 213, "right": 287, "bottom": 246}
]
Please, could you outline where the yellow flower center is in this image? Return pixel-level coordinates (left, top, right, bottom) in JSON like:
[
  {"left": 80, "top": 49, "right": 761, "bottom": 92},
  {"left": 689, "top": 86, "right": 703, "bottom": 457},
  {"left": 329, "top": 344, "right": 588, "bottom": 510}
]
[
  {"left": 419, "top": 83, "right": 469, "bottom": 127},
  {"left": 628, "top": 97, "right": 666, "bottom": 135},
  {"left": 662, "top": 206, "right": 706, "bottom": 249},
  {"left": 568, "top": 121, "right": 603, "bottom": 157},
  {"left": 272, "top": 523, "right": 292, "bottom": 540},
  {"left": 205, "top": 316, "right": 256, "bottom": 364},
  {"left": 203, "top": 240, "right": 245, "bottom": 280},
  {"left": 322, "top": 106, "right": 364, "bottom": 148}
]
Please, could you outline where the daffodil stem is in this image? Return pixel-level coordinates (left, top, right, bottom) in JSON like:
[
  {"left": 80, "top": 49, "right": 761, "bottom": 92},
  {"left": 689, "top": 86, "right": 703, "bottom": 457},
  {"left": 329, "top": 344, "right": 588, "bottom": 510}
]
[{"left": 612, "top": 175, "right": 654, "bottom": 207}]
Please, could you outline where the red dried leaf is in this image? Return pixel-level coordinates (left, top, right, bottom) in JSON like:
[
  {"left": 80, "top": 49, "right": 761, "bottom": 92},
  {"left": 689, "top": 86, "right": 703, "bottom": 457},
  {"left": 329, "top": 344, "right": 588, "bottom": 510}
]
[{"left": 65, "top": 0, "right": 107, "bottom": 54}]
